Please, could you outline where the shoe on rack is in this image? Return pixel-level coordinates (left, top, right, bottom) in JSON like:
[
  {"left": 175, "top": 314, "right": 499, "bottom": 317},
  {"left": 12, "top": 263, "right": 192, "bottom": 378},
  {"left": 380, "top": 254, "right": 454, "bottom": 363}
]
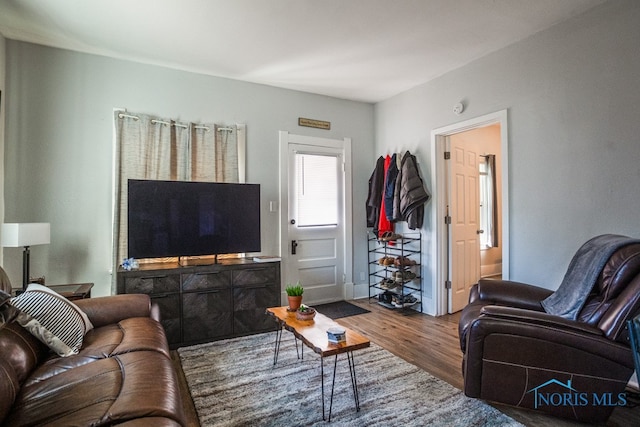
[
  {"left": 393, "top": 271, "right": 417, "bottom": 283},
  {"left": 379, "top": 231, "right": 403, "bottom": 242},
  {"left": 378, "top": 291, "right": 394, "bottom": 304},
  {"left": 378, "top": 256, "right": 395, "bottom": 266},
  {"left": 394, "top": 256, "right": 417, "bottom": 267},
  {"left": 379, "top": 278, "right": 396, "bottom": 290},
  {"left": 392, "top": 293, "right": 419, "bottom": 307}
]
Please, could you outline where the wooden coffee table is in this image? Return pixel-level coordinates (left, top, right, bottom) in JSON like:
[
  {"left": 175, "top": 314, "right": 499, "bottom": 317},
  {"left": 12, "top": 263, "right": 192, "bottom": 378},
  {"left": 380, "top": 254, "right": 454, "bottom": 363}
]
[{"left": 266, "top": 306, "right": 370, "bottom": 421}]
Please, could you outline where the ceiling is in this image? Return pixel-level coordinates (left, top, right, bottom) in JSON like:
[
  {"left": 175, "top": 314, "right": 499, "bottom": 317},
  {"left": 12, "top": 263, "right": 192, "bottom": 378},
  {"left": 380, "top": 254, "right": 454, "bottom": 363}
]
[{"left": 0, "top": 0, "right": 607, "bottom": 103}]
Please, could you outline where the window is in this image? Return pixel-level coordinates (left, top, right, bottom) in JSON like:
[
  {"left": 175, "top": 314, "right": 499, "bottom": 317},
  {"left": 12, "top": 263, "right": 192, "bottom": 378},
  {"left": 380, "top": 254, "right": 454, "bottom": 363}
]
[
  {"left": 479, "top": 161, "right": 489, "bottom": 249},
  {"left": 295, "top": 153, "right": 339, "bottom": 227},
  {"left": 479, "top": 154, "right": 498, "bottom": 249}
]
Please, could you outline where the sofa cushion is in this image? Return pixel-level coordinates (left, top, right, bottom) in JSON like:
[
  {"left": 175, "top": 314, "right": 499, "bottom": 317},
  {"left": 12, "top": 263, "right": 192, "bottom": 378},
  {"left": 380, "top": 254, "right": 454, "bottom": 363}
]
[
  {"left": 11, "top": 284, "right": 93, "bottom": 357},
  {"left": 5, "top": 351, "right": 185, "bottom": 426},
  {"left": 24, "top": 317, "right": 172, "bottom": 382},
  {"left": 81, "top": 317, "right": 171, "bottom": 359}
]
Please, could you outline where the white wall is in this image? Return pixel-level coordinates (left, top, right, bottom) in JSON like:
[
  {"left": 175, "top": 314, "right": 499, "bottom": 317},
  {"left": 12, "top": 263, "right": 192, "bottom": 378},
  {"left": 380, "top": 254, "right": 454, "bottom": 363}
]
[
  {"left": 375, "top": 0, "right": 640, "bottom": 295},
  {"left": 2, "top": 42, "right": 374, "bottom": 296}
]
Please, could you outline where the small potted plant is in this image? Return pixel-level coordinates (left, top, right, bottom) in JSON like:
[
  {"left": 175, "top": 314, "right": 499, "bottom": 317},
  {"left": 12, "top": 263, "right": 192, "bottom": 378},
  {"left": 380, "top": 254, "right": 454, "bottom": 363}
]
[
  {"left": 285, "top": 282, "right": 304, "bottom": 311},
  {"left": 296, "top": 304, "right": 316, "bottom": 321}
]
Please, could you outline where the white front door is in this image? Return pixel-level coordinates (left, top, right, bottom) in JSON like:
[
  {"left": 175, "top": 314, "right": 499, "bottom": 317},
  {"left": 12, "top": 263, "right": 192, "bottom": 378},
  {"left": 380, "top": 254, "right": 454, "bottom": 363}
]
[
  {"left": 448, "top": 136, "right": 481, "bottom": 313},
  {"left": 279, "top": 132, "right": 352, "bottom": 305}
]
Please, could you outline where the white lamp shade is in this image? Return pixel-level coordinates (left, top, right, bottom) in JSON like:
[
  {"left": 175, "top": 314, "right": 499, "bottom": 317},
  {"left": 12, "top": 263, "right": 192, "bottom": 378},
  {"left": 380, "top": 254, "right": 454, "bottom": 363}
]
[{"left": 1, "top": 223, "right": 51, "bottom": 247}]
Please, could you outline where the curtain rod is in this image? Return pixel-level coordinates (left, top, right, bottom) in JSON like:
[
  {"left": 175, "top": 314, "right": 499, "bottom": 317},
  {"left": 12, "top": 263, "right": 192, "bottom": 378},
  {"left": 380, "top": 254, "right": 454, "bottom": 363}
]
[
  {"left": 118, "top": 113, "right": 225, "bottom": 132},
  {"left": 118, "top": 113, "right": 139, "bottom": 121}
]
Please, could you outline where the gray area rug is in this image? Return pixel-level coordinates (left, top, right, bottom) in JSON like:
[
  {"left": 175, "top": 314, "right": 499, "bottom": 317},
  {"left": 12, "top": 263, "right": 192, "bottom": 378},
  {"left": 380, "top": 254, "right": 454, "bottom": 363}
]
[{"left": 178, "top": 332, "right": 523, "bottom": 426}]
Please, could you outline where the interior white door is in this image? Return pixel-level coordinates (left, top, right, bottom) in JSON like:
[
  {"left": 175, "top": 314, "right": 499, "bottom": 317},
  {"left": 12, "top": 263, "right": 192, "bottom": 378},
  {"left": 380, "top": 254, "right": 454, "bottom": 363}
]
[
  {"left": 285, "top": 141, "right": 345, "bottom": 305},
  {"left": 448, "top": 136, "right": 481, "bottom": 313}
]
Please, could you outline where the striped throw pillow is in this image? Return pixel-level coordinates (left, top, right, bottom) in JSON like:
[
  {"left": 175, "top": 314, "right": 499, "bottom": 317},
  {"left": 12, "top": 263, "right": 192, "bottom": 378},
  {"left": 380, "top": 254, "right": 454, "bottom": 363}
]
[{"left": 11, "top": 284, "right": 93, "bottom": 357}]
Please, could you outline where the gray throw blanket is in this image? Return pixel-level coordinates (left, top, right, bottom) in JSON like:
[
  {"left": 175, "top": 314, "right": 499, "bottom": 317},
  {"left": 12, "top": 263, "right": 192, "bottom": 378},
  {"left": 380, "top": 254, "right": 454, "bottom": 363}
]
[{"left": 541, "top": 234, "right": 640, "bottom": 320}]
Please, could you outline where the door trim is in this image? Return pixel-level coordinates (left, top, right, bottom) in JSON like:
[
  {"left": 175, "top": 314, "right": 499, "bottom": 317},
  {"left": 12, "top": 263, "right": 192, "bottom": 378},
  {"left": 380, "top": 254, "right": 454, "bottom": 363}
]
[
  {"left": 430, "top": 110, "right": 509, "bottom": 316},
  {"left": 278, "top": 131, "right": 353, "bottom": 304}
]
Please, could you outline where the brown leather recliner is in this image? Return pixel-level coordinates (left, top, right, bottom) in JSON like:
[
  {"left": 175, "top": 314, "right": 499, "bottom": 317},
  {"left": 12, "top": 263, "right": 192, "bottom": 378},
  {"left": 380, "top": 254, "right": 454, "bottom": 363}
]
[{"left": 458, "top": 240, "right": 640, "bottom": 422}]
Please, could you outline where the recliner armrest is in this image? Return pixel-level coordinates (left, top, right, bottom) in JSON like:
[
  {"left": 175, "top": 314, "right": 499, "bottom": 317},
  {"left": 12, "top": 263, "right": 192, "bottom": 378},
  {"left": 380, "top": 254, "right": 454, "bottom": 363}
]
[
  {"left": 480, "top": 305, "right": 603, "bottom": 336},
  {"left": 472, "top": 279, "right": 553, "bottom": 310},
  {"left": 75, "top": 294, "right": 152, "bottom": 328},
  {"left": 465, "top": 305, "right": 633, "bottom": 372}
]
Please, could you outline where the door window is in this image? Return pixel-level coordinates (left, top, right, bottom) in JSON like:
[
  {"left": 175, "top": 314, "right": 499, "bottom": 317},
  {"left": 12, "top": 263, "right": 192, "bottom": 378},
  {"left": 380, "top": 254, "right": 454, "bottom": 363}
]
[{"left": 295, "top": 153, "right": 339, "bottom": 227}]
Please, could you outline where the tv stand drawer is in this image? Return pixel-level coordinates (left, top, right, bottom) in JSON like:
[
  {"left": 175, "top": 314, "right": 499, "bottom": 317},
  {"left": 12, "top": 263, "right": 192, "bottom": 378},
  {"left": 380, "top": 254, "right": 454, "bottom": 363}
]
[
  {"left": 233, "top": 265, "right": 277, "bottom": 287},
  {"left": 123, "top": 274, "right": 180, "bottom": 294},
  {"left": 182, "top": 271, "right": 231, "bottom": 291}
]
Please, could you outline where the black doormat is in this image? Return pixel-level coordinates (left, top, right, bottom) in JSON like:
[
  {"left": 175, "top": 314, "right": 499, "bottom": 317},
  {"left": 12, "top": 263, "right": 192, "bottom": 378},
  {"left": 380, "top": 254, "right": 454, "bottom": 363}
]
[{"left": 312, "top": 301, "right": 371, "bottom": 319}]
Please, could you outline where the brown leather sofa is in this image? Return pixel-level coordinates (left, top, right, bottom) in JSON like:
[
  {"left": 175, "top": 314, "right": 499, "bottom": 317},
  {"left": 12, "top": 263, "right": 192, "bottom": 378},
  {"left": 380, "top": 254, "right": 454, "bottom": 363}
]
[
  {"left": 0, "top": 272, "right": 186, "bottom": 426},
  {"left": 459, "top": 242, "right": 640, "bottom": 422}
]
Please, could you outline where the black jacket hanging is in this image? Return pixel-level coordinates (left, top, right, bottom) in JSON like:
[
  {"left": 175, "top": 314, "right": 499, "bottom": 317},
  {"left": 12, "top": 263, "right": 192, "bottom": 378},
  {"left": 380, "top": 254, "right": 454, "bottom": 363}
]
[
  {"left": 366, "top": 156, "right": 385, "bottom": 230},
  {"left": 383, "top": 153, "right": 400, "bottom": 222}
]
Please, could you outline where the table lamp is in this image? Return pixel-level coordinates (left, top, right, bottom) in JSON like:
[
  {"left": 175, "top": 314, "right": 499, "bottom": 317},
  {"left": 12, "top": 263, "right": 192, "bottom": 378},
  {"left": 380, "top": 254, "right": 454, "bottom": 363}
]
[{"left": 1, "top": 223, "right": 50, "bottom": 290}]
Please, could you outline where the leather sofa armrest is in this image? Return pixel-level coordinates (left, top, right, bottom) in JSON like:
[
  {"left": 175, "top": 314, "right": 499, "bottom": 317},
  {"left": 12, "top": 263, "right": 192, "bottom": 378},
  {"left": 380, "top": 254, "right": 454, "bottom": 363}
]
[
  {"left": 480, "top": 305, "right": 603, "bottom": 336},
  {"left": 75, "top": 294, "right": 152, "bottom": 328},
  {"left": 472, "top": 279, "right": 553, "bottom": 311}
]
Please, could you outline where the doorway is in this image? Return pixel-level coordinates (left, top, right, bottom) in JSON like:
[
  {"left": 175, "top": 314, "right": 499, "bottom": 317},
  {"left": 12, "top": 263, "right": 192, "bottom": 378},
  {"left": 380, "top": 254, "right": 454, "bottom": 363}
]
[
  {"left": 430, "top": 110, "right": 509, "bottom": 315},
  {"left": 278, "top": 131, "right": 353, "bottom": 305}
]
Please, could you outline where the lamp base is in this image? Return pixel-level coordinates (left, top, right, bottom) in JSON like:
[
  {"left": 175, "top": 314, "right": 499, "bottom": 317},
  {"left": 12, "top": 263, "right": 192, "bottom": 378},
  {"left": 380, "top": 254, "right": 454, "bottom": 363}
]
[{"left": 22, "top": 245, "right": 31, "bottom": 291}]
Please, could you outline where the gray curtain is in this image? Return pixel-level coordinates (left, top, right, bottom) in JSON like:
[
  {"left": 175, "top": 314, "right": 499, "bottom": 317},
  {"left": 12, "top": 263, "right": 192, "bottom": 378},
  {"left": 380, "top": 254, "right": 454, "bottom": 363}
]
[
  {"left": 485, "top": 154, "right": 499, "bottom": 248},
  {"left": 112, "top": 111, "right": 240, "bottom": 291}
]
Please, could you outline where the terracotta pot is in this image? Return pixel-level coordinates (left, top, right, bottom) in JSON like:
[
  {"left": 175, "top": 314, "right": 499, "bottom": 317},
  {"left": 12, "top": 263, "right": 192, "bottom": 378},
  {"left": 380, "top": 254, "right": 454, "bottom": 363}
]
[{"left": 288, "top": 295, "right": 303, "bottom": 311}]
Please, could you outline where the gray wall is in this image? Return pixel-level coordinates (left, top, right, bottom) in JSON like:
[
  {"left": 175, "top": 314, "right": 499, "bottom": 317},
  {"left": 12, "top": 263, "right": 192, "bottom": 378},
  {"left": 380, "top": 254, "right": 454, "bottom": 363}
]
[
  {"left": 3, "top": 42, "right": 374, "bottom": 296},
  {"left": 375, "top": 0, "right": 640, "bottom": 295}
]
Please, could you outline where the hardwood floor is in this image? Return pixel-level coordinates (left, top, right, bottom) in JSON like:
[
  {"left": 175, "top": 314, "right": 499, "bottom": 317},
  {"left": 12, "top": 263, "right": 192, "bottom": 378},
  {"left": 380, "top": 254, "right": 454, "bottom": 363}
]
[
  {"left": 337, "top": 299, "right": 640, "bottom": 427},
  {"left": 172, "top": 299, "right": 640, "bottom": 426}
]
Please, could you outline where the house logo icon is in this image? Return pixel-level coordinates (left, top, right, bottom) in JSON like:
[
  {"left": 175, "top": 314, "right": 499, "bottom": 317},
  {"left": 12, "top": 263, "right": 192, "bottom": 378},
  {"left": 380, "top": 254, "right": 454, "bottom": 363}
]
[
  {"left": 527, "top": 378, "right": 627, "bottom": 409},
  {"left": 527, "top": 379, "right": 578, "bottom": 408}
]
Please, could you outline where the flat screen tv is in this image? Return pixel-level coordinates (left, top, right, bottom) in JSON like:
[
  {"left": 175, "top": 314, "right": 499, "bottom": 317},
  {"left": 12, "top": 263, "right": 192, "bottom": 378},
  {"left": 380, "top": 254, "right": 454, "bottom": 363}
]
[{"left": 127, "top": 179, "right": 261, "bottom": 259}]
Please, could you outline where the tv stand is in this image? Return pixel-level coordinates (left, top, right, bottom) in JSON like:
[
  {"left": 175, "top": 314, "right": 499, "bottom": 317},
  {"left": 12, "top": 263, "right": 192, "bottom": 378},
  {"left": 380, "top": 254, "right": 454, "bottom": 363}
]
[{"left": 116, "top": 258, "right": 281, "bottom": 349}]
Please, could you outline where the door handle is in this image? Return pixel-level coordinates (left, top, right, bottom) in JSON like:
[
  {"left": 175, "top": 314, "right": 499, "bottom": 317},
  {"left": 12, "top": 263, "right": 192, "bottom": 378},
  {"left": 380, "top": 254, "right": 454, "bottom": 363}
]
[
  {"left": 477, "top": 230, "right": 485, "bottom": 234},
  {"left": 291, "top": 240, "right": 298, "bottom": 255}
]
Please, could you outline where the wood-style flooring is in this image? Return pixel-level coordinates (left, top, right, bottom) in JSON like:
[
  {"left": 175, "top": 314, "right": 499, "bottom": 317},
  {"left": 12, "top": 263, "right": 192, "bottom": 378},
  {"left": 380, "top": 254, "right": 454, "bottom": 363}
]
[{"left": 172, "top": 299, "right": 640, "bottom": 426}]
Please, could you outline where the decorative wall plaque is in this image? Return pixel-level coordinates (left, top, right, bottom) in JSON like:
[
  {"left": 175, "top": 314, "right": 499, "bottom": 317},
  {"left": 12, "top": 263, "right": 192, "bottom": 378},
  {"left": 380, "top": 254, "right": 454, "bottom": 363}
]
[{"left": 298, "top": 117, "right": 330, "bottom": 130}]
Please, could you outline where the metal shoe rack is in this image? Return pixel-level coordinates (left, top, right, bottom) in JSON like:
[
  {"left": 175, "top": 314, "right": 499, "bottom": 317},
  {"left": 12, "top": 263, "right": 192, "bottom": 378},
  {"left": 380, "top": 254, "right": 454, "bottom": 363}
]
[{"left": 367, "top": 230, "right": 422, "bottom": 312}]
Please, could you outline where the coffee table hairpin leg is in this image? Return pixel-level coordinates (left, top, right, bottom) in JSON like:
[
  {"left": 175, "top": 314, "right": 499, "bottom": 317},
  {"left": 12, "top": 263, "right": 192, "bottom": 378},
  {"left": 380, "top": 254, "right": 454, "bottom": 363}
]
[
  {"left": 272, "top": 322, "right": 300, "bottom": 365},
  {"left": 322, "top": 351, "right": 361, "bottom": 422}
]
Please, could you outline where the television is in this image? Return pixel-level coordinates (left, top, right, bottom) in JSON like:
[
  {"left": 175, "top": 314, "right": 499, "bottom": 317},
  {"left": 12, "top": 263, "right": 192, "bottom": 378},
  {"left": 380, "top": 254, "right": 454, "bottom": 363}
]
[{"left": 127, "top": 179, "right": 261, "bottom": 260}]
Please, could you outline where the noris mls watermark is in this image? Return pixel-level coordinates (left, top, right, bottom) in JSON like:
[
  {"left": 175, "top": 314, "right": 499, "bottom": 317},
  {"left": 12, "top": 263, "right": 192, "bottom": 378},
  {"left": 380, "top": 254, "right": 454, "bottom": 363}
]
[{"left": 527, "top": 379, "right": 627, "bottom": 409}]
